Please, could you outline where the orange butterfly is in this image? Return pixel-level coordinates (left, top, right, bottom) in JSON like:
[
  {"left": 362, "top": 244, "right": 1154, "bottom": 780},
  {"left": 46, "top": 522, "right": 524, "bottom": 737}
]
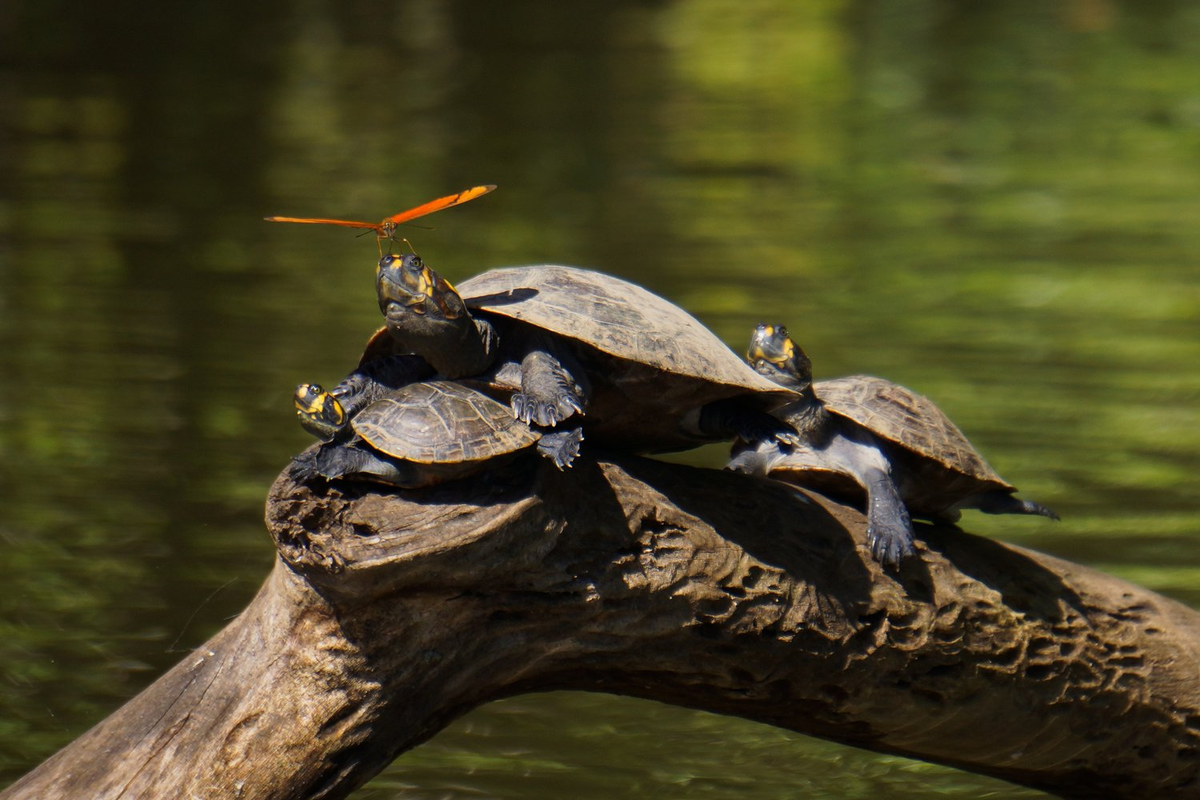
[{"left": 265, "top": 184, "right": 495, "bottom": 253}]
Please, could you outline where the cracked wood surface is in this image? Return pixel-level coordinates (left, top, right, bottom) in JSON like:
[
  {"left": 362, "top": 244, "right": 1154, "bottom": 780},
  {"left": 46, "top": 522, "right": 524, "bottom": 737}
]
[{"left": 4, "top": 453, "right": 1199, "bottom": 799}]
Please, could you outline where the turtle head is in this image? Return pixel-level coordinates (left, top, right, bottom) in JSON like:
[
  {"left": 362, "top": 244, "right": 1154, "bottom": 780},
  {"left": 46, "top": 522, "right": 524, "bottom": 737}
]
[
  {"left": 295, "top": 383, "right": 348, "bottom": 441},
  {"left": 376, "top": 253, "right": 469, "bottom": 321},
  {"left": 374, "top": 253, "right": 495, "bottom": 379},
  {"left": 747, "top": 323, "right": 812, "bottom": 391}
]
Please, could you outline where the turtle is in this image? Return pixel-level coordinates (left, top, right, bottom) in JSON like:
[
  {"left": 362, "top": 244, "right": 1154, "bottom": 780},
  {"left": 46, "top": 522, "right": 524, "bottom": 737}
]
[
  {"left": 294, "top": 353, "right": 435, "bottom": 442},
  {"left": 292, "top": 379, "right": 546, "bottom": 488},
  {"left": 332, "top": 253, "right": 800, "bottom": 465},
  {"left": 728, "top": 323, "right": 1059, "bottom": 567}
]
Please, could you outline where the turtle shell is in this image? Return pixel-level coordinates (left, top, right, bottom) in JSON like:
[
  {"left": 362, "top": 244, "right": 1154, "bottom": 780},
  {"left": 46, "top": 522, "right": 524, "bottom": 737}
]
[
  {"left": 457, "top": 266, "right": 791, "bottom": 400},
  {"left": 814, "top": 375, "right": 1011, "bottom": 489},
  {"left": 352, "top": 380, "right": 539, "bottom": 464}
]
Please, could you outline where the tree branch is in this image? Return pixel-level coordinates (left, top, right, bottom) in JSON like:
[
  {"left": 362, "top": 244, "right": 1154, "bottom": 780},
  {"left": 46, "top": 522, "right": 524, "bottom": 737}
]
[{"left": 5, "top": 453, "right": 1199, "bottom": 799}]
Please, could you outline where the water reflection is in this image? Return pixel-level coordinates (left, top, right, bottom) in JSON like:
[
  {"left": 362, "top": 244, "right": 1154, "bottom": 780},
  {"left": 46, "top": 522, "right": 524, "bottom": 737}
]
[{"left": 2, "top": 1, "right": 1198, "bottom": 797}]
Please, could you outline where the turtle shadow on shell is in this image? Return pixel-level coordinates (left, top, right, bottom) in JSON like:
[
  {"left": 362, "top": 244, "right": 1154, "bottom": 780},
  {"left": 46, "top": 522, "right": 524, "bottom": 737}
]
[{"left": 465, "top": 287, "right": 539, "bottom": 307}]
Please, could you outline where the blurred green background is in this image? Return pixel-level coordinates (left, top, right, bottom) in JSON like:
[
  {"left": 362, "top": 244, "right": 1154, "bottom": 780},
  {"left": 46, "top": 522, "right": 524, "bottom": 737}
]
[{"left": 2, "top": 0, "right": 1198, "bottom": 797}]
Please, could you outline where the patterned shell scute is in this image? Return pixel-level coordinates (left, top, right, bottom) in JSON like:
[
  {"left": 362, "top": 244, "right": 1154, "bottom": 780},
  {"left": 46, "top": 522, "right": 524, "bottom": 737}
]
[
  {"left": 458, "top": 266, "right": 792, "bottom": 398},
  {"left": 815, "top": 375, "right": 1009, "bottom": 486},
  {"left": 352, "top": 381, "right": 539, "bottom": 464}
]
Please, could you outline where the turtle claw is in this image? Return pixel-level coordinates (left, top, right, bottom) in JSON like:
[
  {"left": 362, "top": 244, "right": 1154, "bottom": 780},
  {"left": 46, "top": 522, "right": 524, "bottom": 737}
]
[
  {"left": 510, "top": 392, "right": 582, "bottom": 428},
  {"left": 513, "top": 346, "right": 588, "bottom": 428},
  {"left": 539, "top": 404, "right": 561, "bottom": 427},
  {"left": 562, "top": 395, "right": 584, "bottom": 416},
  {"left": 773, "top": 427, "right": 802, "bottom": 448},
  {"left": 510, "top": 392, "right": 538, "bottom": 425},
  {"left": 867, "top": 522, "right": 915, "bottom": 569}
]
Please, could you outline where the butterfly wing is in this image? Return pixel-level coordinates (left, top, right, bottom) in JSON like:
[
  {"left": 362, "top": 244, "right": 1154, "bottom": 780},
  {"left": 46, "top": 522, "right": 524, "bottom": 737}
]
[
  {"left": 382, "top": 184, "right": 496, "bottom": 227},
  {"left": 263, "top": 216, "right": 382, "bottom": 231}
]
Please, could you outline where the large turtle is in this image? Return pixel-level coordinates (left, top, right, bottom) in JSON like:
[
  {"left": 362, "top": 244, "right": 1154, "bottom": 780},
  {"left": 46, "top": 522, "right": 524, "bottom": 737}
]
[
  {"left": 293, "top": 379, "right": 544, "bottom": 488},
  {"left": 331, "top": 254, "right": 800, "bottom": 464},
  {"left": 729, "top": 324, "right": 1058, "bottom": 567}
]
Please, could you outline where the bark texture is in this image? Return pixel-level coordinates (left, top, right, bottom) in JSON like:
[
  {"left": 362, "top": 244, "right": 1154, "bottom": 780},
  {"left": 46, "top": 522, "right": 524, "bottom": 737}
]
[{"left": 4, "top": 453, "right": 1199, "bottom": 799}]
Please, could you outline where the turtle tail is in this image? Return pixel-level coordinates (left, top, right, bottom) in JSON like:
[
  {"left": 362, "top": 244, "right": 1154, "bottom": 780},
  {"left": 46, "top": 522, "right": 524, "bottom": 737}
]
[
  {"left": 974, "top": 491, "right": 1060, "bottom": 521},
  {"left": 1018, "top": 499, "right": 1061, "bottom": 521}
]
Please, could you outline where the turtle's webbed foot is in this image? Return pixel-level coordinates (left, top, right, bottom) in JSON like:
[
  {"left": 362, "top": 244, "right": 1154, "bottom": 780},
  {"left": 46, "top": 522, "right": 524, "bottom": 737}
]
[
  {"left": 537, "top": 426, "right": 585, "bottom": 470},
  {"left": 698, "top": 402, "right": 800, "bottom": 447},
  {"left": 860, "top": 469, "right": 916, "bottom": 568},
  {"left": 867, "top": 521, "right": 915, "bottom": 568},
  {"left": 513, "top": 350, "right": 587, "bottom": 427},
  {"left": 511, "top": 391, "right": 583, "bottom": 427},
  {"left": 291, "top": 450, "right": 324, "bottom": 483}
]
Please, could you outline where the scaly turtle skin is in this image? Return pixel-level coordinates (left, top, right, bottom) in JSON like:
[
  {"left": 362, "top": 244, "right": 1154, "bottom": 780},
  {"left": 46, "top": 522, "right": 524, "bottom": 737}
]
[
  {"left": 294, "top": 380, "right": 543, "bottom": 488},
  {"left": 356, "top": 255, "right": 799, "bottom": 463},
  {"left": 729, "top": 324, "right": 1058, "bottom": 567}
]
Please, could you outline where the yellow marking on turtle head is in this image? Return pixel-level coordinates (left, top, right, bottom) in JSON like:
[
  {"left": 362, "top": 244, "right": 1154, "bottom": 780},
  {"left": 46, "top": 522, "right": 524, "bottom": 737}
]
[
  {"left": 748, "top": 324, "right": 796, "bottom": 369},
  {"left": 414, "top": 263, "right": 436, "bottom": 297},
  {"left": 776, "top": 334, "right": 796, "bottom": 367},
  {"left": 294, "top": 384, "right": 345, "bottom": 424},
  {"left": 325, "top": 395, "right": 346, "bottom": 425},
  {"left": 294, "top": 384, "right": 322, "bottom": 414},
  {"left": 433, "top": 275, "right": 468, "bottom": 320}
]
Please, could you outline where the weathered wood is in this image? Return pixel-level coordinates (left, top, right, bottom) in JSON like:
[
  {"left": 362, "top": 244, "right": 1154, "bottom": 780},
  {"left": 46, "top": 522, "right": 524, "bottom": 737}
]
[{"left": 4, "top": 453, "right": 1199, "bottom": 799}]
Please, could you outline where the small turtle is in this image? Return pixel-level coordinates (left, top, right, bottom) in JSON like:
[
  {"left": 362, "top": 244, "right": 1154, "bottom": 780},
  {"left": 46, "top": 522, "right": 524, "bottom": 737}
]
[
  {"left": 293, "top": 380, "right": 550, "bottom": 488},
  {"left": 729, "top": 324, "right": 1058, "bottom": 567},
  {"left": 329, "top": 254, "right": 799, "bottom": 465},
  {"left": 295, "top": 354, "right": 434, "bottom": 442}
]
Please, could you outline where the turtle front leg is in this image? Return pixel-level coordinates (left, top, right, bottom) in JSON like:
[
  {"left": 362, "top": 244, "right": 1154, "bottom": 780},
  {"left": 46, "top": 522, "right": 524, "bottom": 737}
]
[
  {"left": 332, "top": 355, "right": 435, "bottom": 418},
  {"left": 817, "top": 431, "right": 916, "bottom": 567},
  {"left": 696, "top": 399, "right": 802, "bottom": 446},
  {"left": 510, "top": 344, "right": 589, "bottom": 428},
  {"left": 293, "top": 441, "right": 422, "bottom": 487},
  {"left": 859, "top": 465, "right": 916, "bottom": 568}
]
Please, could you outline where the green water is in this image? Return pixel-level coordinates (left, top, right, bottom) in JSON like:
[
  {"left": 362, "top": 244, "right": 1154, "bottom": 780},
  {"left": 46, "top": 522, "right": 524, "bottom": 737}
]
[{"left": 2, "top": 1, "right": 1198, "bottom": 797}]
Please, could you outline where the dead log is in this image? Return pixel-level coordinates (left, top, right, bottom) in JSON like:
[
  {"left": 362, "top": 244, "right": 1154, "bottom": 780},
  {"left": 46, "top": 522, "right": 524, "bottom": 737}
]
[{"left": 4, "top": 453, "right": 1199, "bottom": 800}]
